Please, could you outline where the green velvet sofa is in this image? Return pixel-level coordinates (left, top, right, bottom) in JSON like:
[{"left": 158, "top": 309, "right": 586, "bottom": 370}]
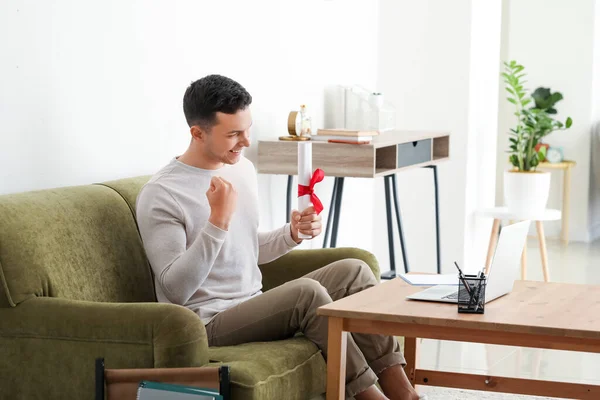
[{"left": 0, "top": 176, "right": 381, "bottom": 399}]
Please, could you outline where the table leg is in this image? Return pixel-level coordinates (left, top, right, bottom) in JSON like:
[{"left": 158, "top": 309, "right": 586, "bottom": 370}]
[
  {"left": 485, "top": 219, "right": 501, "bottom": 275},
  {"left": 383, "top": 176, "right": 397, "bottom": 278},
  {"left": 322, "top": 178, "right": 339, "bottom": 248},
  {"left": 536, "top": 221, "right": 550, "bottom": 282},
  {"left": 330, "top": 178, "right": 345, "bottom": 248},
  {"left": 426, "top": 165, "right": 442, "bottom": 274},
  {"left": 286, "top": 175, "right": 293, "bottom": 223},
  {"left": 326, "top": 317, "right": 347, "bottom": 400},
  {"left": 391, "top": 174, "right": 410, "bottom": 273},
  {"left": 404, "top": 337, "right": 420, "bottom": 387},
  {"left": 562, "top": 167, "right": 572, "bottom": 245},
  {"left": 521, "top": 241, "right": 527, "bottom": 280},
  {"left": 95, "top": 358, "right": 105, "bottom": 400},
  {"left": 432, "top": 166, "right": 441, "bottom": 274}
]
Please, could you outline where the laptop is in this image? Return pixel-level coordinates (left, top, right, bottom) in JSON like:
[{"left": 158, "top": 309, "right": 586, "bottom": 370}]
[{"left": 406, "top": 220, "right": 531, "bottom": 304}]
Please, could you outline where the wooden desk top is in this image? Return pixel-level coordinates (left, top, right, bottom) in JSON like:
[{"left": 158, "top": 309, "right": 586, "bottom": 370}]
[
  {"left": 317, "top": 278, "right": 600, "bottom": 340},
  {"left": 257, "top": 130, "right": 450, "bottom": 177},
  {"left": 259, "top": 130, "right": 450, "bottom": 149}
]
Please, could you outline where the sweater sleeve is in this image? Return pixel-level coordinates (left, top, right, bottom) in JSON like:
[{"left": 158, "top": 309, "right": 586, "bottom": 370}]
[
  {"left": 136, "top": 183, "right": 227, "bottom": 305},
  {"left": 257, "top": 223, "right": 299, "bottom": 265}
]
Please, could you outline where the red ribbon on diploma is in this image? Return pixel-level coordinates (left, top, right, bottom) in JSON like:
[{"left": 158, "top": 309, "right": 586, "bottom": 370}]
[{"left": 297, "top": 168, "right": 325, "bottom": 215}]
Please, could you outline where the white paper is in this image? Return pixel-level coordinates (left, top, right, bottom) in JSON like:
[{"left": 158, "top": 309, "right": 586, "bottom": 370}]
[
  {"left": 399, "top": 273, "right": 459, "bottom": 286},
  {"left": 297, "top": 142, "right": 312, "bottom": 239}
]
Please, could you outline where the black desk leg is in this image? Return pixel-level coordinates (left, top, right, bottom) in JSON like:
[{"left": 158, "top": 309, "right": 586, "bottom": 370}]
[
  {"left": 219, "top": 366, "right": 232, "bottom": 400},
  {"left": 330, "top": 177, "right": 345, "bottom": 248},
  {"left": 381, "top": 175, "right": 397, "bottom": 279},
  {"left": 426, "top": 165, "right": 442, "bottom": 274},
  {"left": 95, "top": 358, "right": 105, "bottom": 400},
  {"left": 391, "top": 174, "right": 409, "bottom": 273},
  {"left": 322, "top": 178, "right": 338, "bottom": 248},
  {"left": 286, "top": 175, "right": 293, "bottom": 223}
]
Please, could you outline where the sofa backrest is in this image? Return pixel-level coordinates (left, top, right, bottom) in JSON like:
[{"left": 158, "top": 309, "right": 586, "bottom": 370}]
[{"left": 0, "top": 177, "right": 154, "bottom": 307}]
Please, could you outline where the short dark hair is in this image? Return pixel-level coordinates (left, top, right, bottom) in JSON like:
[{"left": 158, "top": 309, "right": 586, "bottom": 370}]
[{"left": 183, "top": 74, "right": 252, "bottom": 129}]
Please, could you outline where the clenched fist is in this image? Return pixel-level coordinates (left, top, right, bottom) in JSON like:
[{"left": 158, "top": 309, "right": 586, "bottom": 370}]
[
  {"left": 206, "top": 176, "right": 237, "bottom": 230},
  {"left": 290, "top": 206, "right": 322, "bottom": 243}
]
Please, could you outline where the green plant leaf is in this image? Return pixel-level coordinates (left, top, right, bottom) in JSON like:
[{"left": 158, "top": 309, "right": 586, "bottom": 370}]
[
  {"left": 509, "top": 154, "right": 519, "bottom": 167},
  {"left": 566, "top": 117, "right": 573, "bottom": 128},
  {"left": 532, "top": 87, "right": 551, "bottom": 109},
  {"left": 538, "top": 146, "right": 547, "bottom": 160},
  {"left": 550, "top": 92, "right": 563, "bottom": 104},
  {"left": 522, "top": 98, "right": 532, "bottom": 107},
  {"left": 507, "top": 98, "right": 517, "bottom": 105},
  {"left": 506, "top": 87, "right": 515, "bottom": 95},
  {"left": 532, "top": 87, "right": 563, "bottom": 111}
]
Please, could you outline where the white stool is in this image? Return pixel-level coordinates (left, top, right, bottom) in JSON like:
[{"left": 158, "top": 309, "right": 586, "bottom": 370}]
[{"left": 477, "top": 207, "right": 561, "bottom": 282}]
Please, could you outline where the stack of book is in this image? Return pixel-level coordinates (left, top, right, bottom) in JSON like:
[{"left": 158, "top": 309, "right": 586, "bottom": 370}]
[{"left": 312, "top": 129, "right": 379, "bottom": 144}]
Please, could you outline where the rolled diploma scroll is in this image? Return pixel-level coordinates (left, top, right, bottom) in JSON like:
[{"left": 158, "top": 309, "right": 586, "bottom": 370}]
[{"left": 297, "top": 142, "right": 313, "bottom": 240}]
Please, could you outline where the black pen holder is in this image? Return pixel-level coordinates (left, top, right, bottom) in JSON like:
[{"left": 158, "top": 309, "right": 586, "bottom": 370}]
[{"left": 457, "top": 274, "right": 486, "bottom": 314}]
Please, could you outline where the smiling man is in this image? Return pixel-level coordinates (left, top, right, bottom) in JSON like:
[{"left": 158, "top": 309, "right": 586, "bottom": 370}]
[{"left": 135, "top": 75, "right": 424, "bottom": 400}]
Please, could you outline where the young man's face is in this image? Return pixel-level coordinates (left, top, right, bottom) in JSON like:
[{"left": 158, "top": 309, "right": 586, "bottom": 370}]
[{"left": 202, "top": 108, "right": 252, "bottom": 166}]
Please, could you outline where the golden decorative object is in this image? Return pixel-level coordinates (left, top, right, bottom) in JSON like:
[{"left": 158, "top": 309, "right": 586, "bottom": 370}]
[
  {"left": 287, "top": 111, "right": 300, "bottom": 136},
  {"left": 278, "top": 135, "right": 310, "bottom": 141}
]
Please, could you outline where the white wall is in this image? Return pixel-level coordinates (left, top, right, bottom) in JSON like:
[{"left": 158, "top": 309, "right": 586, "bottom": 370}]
[
  {"left": 0, "top": 0, "right": 379, "bottom": 250},
  {"left": 376, "top": 0, "right": 502, "bottom": 274},
  {"left": 496, "top": 0, "right": 597, "bottom": 242},
  {"left": 1, "top": 0, "right": 515, "bottom": 272},
  {"left": 588, "top": 0, "right": 600, "bottom": 240},
  {"left": 463, "top": 0, "right": 503, "bottom": 272}
]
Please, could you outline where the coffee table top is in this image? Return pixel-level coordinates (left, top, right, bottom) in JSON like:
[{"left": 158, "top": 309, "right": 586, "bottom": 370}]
[{"left": 317, "top": 278, "right": 600, "bottom": 340}]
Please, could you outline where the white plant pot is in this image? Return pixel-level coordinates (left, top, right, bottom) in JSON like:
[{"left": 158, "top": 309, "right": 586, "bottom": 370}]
[{"left": 503, "top": 170, "right": 551, "bottom": 217}]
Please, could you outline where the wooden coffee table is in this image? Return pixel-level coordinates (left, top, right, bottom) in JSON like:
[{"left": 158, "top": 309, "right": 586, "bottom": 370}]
[{"left": 317, "top": 278, "right": 600, "bottom": 400}]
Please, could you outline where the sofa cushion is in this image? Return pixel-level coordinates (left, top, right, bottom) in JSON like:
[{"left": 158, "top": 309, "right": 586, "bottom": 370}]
[
  {"left": 0, "top": 185, "right": 155, "bottom": 307},
  {"left": 207, "top": 337, "right": 326, "bottom": 400}
]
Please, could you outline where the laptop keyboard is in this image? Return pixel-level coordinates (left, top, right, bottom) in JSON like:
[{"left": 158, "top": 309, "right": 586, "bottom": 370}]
[{"left": 442, "top": 286, "right": 470, "bottom": 300}]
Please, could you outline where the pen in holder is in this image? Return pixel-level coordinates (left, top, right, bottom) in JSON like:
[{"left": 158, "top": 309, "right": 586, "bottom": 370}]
[{"left": 457, "top": 274, "right": 487, "bottom": 314}]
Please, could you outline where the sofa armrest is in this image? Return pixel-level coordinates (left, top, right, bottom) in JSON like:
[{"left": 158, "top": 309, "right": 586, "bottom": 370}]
[
  {"left": 0, "top": 297, "right": 209, "bottom": 399},
  {"left": 259, "top": 247, "right": 380, "bottom": 291},
  {"left": 0, "top": 296, "right": 209, "bottom": 367}
]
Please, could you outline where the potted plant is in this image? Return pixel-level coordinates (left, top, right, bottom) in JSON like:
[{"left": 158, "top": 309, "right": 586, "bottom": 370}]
[{"left": 501, "top": 60, "right": 573, "bottom": 215}]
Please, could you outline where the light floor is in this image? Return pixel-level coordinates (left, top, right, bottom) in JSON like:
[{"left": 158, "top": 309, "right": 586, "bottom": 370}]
[{"left": 418, "top": 238, "right": 600, "bottom": 398}]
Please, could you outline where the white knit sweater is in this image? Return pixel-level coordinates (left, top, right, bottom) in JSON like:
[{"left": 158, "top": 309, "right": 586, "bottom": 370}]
[{"left": 136, "top": 156, "right": 298, "bottom": 323}]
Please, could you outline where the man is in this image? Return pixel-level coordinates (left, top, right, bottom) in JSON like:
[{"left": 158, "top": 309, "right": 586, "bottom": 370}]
[{"left": 136, "top": 74, "right": 425, "bottom": 400}]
